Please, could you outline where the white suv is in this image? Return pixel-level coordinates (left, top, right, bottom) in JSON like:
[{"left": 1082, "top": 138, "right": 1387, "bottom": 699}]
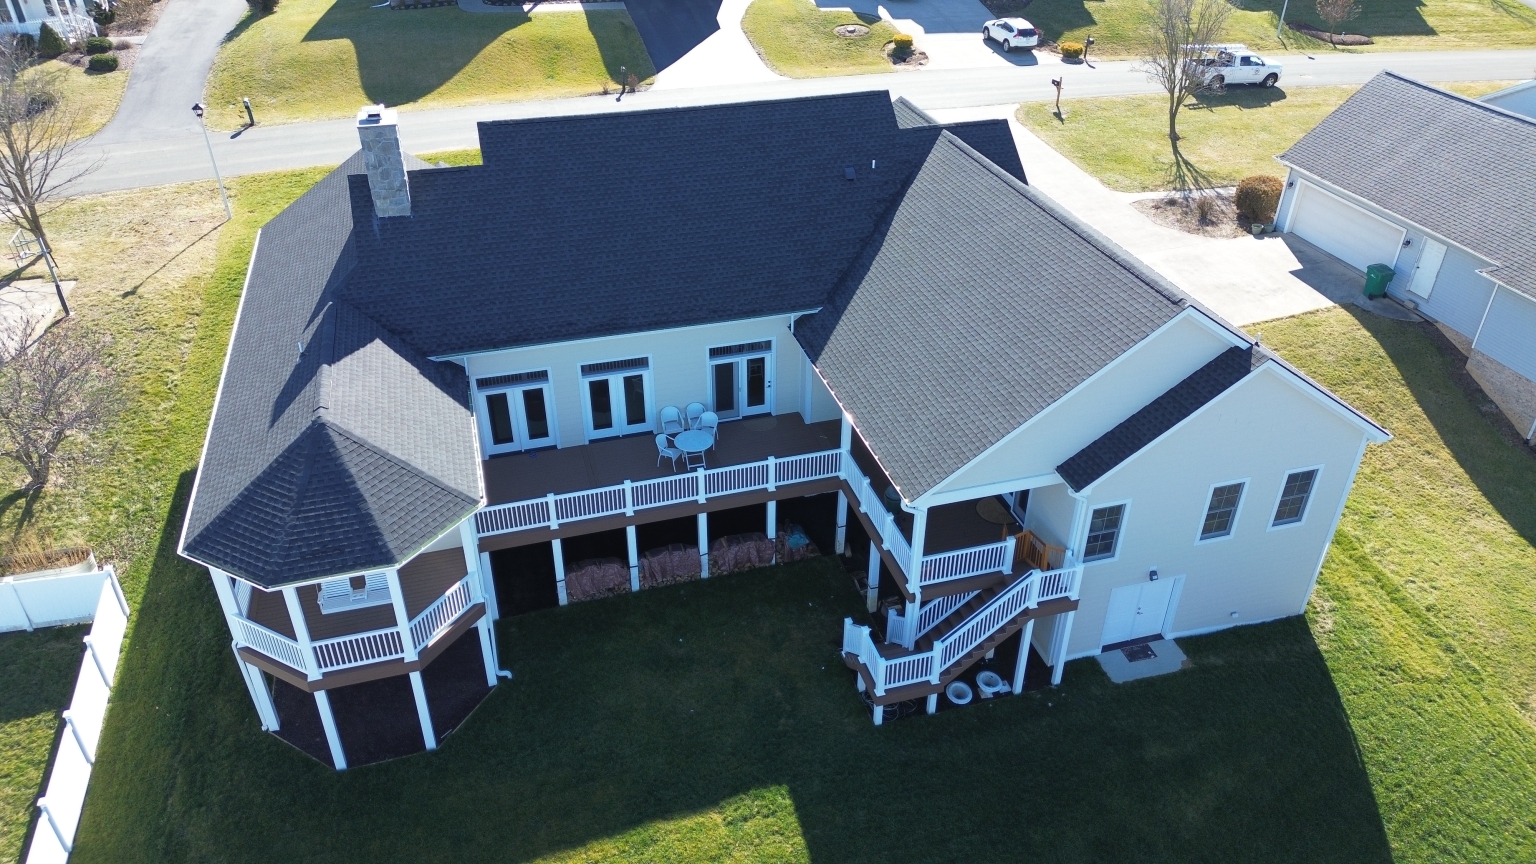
[
  {"left": 1191, "top": 44, "right": 1282, "bottom": 88},
  {"left": 982, "top": 18, "right": 1040, "bottom": 52}
]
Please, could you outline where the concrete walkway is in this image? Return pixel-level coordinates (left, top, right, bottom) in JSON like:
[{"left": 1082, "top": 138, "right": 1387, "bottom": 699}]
[
  {"left": 652, "top": 0, "right": 782, "bottom": 89},
  {"left": 0, "top": 280, "right": 76, "bottom": 340},
  {"left": 929, "top": 104, "right": 1420, "bottom": 327},
  {"left": 91, "top": 0, "right": 249, "bottom": 145}
]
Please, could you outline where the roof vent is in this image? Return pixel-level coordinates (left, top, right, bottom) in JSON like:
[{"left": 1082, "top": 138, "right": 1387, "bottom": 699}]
[{"left": 844, "top": 167, "right": 856, "bottom": 181}]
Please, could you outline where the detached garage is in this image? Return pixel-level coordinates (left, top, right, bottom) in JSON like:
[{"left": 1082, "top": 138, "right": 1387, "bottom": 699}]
[{"left": 1286, "top": 181, "right": 1404, "bottom": 273}]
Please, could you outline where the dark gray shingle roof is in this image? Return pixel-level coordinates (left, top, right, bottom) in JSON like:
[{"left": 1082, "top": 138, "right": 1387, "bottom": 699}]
[
  {"left": 182, "top": 153, "right": 481, "bottom": 588},
  {"left": 796, "top": 132, "right": 1190, "bottom": 500},
  {"left": 1280, "top": 72, "right": 1536, "bottom": 294},
  {"left": 341, "top": 92, "right": 1024, "bottom": 358}
]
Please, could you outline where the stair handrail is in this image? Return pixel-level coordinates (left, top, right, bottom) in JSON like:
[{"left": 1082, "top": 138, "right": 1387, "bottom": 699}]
[{"left": 930, "top": 568, "right": 1041, "bottom": 681}]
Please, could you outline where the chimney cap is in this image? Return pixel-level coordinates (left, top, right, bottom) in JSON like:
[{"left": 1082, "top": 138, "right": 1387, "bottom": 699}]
[{"left": 356, "top": 104, "right": 397, "bottom": 127}]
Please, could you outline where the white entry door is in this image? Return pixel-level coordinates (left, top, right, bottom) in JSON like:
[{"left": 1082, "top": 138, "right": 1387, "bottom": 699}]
[
  {"left": 1407, "top": 238, "right": 1447, "bottom": 299},
  {"left": 1101, "top": 580, "right": 1177, "bottom": 647},
  {"left": 482, "top": 383, "right": 555, "bottom": 455}
]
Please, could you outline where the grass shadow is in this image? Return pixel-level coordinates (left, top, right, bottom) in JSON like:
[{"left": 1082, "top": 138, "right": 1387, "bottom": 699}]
[
  {"left": 1164, "top": 140, "right": 1220, "bottom": 193},
  {"left": 583, "top": 6, "right": 658, "bottom": 83},
  {"left": 1341, "top": 307, "right": 1536, "bottom": 548}
]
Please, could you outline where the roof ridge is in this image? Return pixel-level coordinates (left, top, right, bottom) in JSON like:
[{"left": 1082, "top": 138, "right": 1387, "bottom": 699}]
[
  {"left": 1381, "top": 70, "right": 1536, "bottom": 129},
  {"left": 477, "top": 90, "right": 896, "bottom": 131},
  {"left": 320, "top": 419, "right": 480, "bottom": 511}
]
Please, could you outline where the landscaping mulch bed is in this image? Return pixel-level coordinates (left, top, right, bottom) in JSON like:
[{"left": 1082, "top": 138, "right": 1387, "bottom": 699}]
[
  {"left": 1287, "top": 21, "right": 1373, "bottom": 45},
  {"left": 885, "top": 46, "right": 929, "bottom": 68},
  {"left": 1132, "top": 192, "right": 1252, "bottom": 238},
  {"left": 0, "top": 545, "right": 91, "bottom": 577}
]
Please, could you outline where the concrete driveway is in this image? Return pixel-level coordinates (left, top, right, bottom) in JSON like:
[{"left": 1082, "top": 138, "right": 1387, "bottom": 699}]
[
  {"left": 927, "top": 104, "right": 1419, "bottom": 327},
  {"left": 91, "top": 0, "right": 248, "bottom": 145},
  {"left": 652, "top": 0, "right": 782, "bottom": 88},
  {"left": 817, "top": 0, "right": 1042, "bottom": 70}
]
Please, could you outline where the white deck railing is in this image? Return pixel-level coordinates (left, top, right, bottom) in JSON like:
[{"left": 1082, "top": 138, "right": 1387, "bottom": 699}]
[
  {"left": 476, "top": 450, "right": 844, "bottom": 536},
  {"left": 919, "top": 537, "right": 1016, "bottom": 587},
  {"left": 233, "top": 573, "right": 478, "bottom": 676},
  {"left": 843, "top": 560, "right": 1081, "bottom": 696}
]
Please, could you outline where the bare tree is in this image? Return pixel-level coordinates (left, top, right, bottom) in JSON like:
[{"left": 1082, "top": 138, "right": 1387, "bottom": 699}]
[
  {"left": 1137, "top": 0, "right": 1232, "bottom": 142},
  {"left": 0, "top": 36, "right": 98, "bottom": 316},
  {"left": 1314, "top": 0, "right": 1359, "bottom": 45},
  {"left": 0, "top": 312, "right": 123, "bottom": 492}
]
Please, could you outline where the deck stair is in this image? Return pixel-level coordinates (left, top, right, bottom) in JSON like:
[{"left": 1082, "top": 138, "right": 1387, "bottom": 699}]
[{"left": 843, "top": 559, "right": 1081, "bottom": 708}]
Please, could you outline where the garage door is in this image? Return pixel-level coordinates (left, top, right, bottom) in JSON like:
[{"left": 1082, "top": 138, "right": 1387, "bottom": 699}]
[{"left": 1289, "top": 182, "right": 1405, "bottom": 273}]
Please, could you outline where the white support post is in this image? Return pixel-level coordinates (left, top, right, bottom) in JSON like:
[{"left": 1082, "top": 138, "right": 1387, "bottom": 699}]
[
  {"left": 462, "top": 518, "right": 497, "bottom": 621},
  {"left": 62, "top": 710, "right": 92, "bottom": 765},
  {"left": 408, "top": 670, "right": 438, "bottom": 751},
  {"left": 233, "top": 642, "right": 281, "bottom": 730},
  {"left": 835, "top": 490, "right": 848, "bottom": 555},
  {"left": 552, "top": 538, "right": 568, "bottom": 605},
  {"left": 901, "top": 600, "right": 919, "bottom": 650},
  {"left": 385, "top": 568, "right": 417, "bottom": 662},
  {"left": 696, "top": 467, "right": 707, "bottom": 504},
  {"left": 3, "top": 577, "right": 32, "bottom": 631},
  {"left": 926, "top": 693, "right": 938, "bottom": 715},
  {"left": 475, "top": 617, "right": 498, "bottom": 687},
  {"left": 866, "top": 541, "right": 880, "bottom": 614},
  {"left": 766, "top": 499, "right": 778, "bottom": 564},
  {"left": 909, "top": 506, "right": 928, "bottom": 596},
  {"left": 1050, "top": 610, "right": 1075, "bottom": 686},
  {"left": 697, "top": 511, "right": 710, "bottom": 577},
  {"left": 314, "top": 689, "right": 348, "bottom": 770},
  {"left": 282, "top": 586, "right": 320, "bottom": 680},
  {"left": 871, "top": 703, "right": 884, "bottom": 726},
  {"left": 1013, "top": 618, "right": 1035, "bottom": 696},
  {"left": 626, "top": 524, "right": 640, "bottom": 592},
  {"left": 840, "top": 411, "right": 853, "bottom": 452}
]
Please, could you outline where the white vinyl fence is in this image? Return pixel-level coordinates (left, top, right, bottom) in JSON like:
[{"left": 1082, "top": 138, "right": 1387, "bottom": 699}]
[
  {"left": 23, "top": 568, "right": 129, "bottom": 864},
  {"left": 1, "top": 557, "right": 108, "bottom": 632}
]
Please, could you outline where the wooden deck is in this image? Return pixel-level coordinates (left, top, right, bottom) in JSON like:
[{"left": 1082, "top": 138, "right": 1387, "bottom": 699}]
[
  {"left": 246, "top": 549, "right": 469, "bottom": 641},
  {"left": 482, "top": 416, "right": 842, "bottom": 506}
]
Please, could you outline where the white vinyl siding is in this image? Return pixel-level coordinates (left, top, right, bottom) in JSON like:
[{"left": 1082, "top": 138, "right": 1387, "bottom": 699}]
[
  {"left": 1394, "top": 243, "right": 1498, "bottom": 340},
  {"left": 1288, "top": 181, "right": 1404, "bottom": 273},
  {"left": 1472, "top": 285, "right": 1536, "bottom": 382}
]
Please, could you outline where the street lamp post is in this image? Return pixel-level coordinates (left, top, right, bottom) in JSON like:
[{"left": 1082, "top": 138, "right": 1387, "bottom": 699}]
[{"left": 192, "top": 103, "right": 232, "bottom": 221}]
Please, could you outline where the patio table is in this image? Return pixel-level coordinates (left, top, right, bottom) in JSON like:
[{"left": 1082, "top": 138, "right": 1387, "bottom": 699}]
[{"left": 674, "top": 430, "right": 713, "bottom": 468}]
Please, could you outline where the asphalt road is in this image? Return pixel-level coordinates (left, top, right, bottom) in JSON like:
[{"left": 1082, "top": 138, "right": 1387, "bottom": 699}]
[{"left": 68, "top": 48, "right": 1536, "bottom": 195}]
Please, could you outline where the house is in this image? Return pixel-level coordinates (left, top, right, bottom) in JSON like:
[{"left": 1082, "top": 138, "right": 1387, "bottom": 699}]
[
  {"left": 180, "top": 92, "right": 1388, "bottom": 768},
  {"left": 1480, "top": 79, "right": 1536, "bottom": 120},
  {"left": 1275, "top": 72, "right": 1536, "bottom": 444},
  {"left": 0, "top": 0, "right": 95, "bottom": 40}
]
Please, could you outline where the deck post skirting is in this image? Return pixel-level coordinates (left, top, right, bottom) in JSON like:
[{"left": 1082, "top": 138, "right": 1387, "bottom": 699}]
[
  {"left": 697, "top": 512, "right": 710, "bottom": 576},
  {"left": 834, "top": 490, "right": 848, "bottom": 555},
  {"left": 1013, "top": 618, "right": 1035, "bottom": 695},
  {"left": 281, "top": 586, "right": 321, "bottom": 680},
  {"left": 925, "top": 693, "right": 937, "bottom": 714},
  {"left": 1050, "top": 610, "right": 1075, "bottom": 686},
  {"left": 314, "top": 690, "right": 347, "bottom": 769},
  {"left": 866, "top": 539, "right": 880, "bottom": 613},
  {"left": 475, "top": 617, "right": 498, "bottom": 687},
  {"left": 766, "top": 499, "right": 777, "bottom": 564},
  {"left": 552, "top": 538, "right": 568, "bottom": 605},
  {"left": 626, "top": 524, "right": 640, "bottom": 592},
  {"left": 386, "top": 568, "right": 417, "bottom": 662},
  {"left": 409, "top": 670, "right": 438, "bottom": 751}
]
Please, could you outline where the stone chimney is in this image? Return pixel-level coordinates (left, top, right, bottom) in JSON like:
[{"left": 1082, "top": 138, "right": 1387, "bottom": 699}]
[{"left": 356, "top": 104, "right": 410, "bottom": 218}]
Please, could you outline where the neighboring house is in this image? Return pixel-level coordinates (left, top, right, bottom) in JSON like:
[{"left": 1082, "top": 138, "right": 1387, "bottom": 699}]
[
  {"left": 1276, "top": 72, "right": 1536, "bottom": 444},
  {"left": 181, "top": 92, "right": 1388, "bottom": 769},
  {"left": 0, "top": 0, "right": 95, "bottom": 40},
  {"left": 1480, "top": 79, "right": 1536, "bottom": 120}
]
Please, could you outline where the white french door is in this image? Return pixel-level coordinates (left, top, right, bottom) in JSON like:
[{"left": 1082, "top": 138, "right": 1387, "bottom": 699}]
[
  {"left": 708, "top": 343, "right": 772, "bottom": 421},
  {"left": 581, "top": 357, "right": 652, "bottom": 440},
  {"left": 478, "top": 373, "right": 555, "bottom": 456}
]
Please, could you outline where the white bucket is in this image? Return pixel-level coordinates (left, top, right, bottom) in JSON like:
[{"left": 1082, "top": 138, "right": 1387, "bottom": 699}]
[
  {"left": 976, "top": 670, "right": 1009, "bottom": 698},
  {"left": 945, "top": 681, "right": 973, "bottom": 705}
]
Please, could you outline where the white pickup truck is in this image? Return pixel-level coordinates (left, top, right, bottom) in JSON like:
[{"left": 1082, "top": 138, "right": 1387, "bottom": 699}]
[{"left": 1191, "top": 44, "right": 1282, "bottom": 88}]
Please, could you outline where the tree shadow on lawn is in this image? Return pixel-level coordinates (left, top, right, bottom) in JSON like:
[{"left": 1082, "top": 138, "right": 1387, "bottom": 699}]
[
  {"left": 1341, "top": 308, "right": 1536, "bottom": 549},
  {"left": 71, "top": 475, "right": 1395, "bottom": 864}
]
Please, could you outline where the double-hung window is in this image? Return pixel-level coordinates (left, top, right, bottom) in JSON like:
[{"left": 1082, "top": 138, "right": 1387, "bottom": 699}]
[
  {"left": 1084, "top": 504, "right": 1125, "bottom": 562},
  {"left": 1272, "top": 469, "right": 1319, "bottom": 527},
  {"left": 1199, "top": 482, "right": 1245, "bottom": 541}
]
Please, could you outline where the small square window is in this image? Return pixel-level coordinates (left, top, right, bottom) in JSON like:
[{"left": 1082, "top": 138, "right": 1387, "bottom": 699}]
[
  {"left": 1084, "top": 504, "right": 1124, "bottom": 561},
  {"left": 1200, "top": 482, "right": 1244, "bottom": 540},
  {"left": 1272, "top": 469, "right": 1318, "bottom": 526}
]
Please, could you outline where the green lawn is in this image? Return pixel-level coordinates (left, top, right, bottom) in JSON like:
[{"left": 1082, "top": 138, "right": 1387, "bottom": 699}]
[
  {"left": 33, "top": 59, "right": 129, "bottom": 140},
  {"left": 1017, "top": 81, "right": 1517, "bottom": 192},
  {"left": 2, "top": 162, "right": 1534, "bottom": 862},
  {"left": 984, "top": 0, "right": 1536, "bottom": 58},
  {"left": 204, "top": 0, "right": 655, "bottom": 129},
  {"left": 742, "top": 0, "right": 901, "bottom": 78},
  {"left": 0, "top": 625, "right": 88, "bottom": 863}
]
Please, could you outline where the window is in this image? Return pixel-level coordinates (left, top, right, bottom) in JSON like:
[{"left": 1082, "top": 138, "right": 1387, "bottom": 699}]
[
  {"left": 1200, "top": 482, "right": 1245, "bottom": 541},
  {"left": 477, "top": 369, "right": 554, "bottom": 455},
  {"left": 581, "top": 357, "right": 650, "bottom": 438},
  {"left": 1084, "top": 504, "right": 1125, "bottom": 561},
  {"left": 1272, "top": 469, "right": 1318, "bottom": 527},
  {"left": 317, "top": 573, "right": 391, "bottom": 614}
]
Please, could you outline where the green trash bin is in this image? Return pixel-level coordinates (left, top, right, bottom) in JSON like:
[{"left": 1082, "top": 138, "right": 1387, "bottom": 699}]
[{"left": 1363, "top": 263, "right": 1394, "bottom": 299}]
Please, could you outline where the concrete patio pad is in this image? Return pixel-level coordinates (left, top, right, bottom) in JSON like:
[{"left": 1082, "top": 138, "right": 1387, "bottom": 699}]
[
  {"left": 927, "top": 104, "right": 1420, "bottom": 327},
  {"left": 1096, "top": 639, "right": 1189, "bottom": 683},
  {"left": 0, "top": 279, "right": 74, "bottom": 341}
]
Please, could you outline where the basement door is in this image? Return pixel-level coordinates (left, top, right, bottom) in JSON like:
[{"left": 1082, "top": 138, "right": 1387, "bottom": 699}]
[{"left": 1101, "top": 580, "right": 1176, "bottom": 648}]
